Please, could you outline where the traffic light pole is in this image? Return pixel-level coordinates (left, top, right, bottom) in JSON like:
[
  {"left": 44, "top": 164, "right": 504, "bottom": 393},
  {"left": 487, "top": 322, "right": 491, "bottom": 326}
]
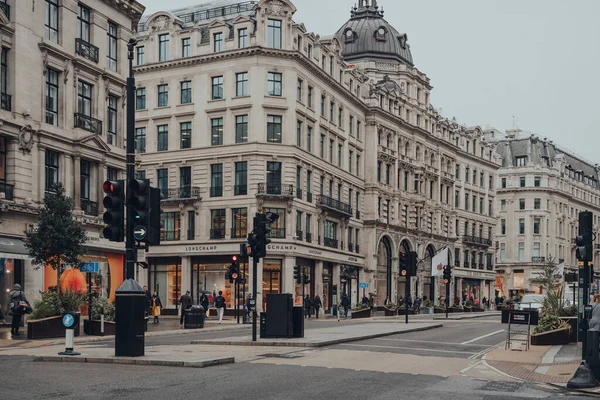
[
  {"left": 405, "top": 278, "right": 409, "bottom": 324},
  {"left": 252, "top": 255, "right": 258, "bottom": 342},
  {"left": 445, "top": 280, "right": 450, "bottom": 319},
  {"left": 125, "top": 38, "right": 137, "bottom": 280},
  {"left": 583, "top": 258, "right": 590, "bottom": 357}
]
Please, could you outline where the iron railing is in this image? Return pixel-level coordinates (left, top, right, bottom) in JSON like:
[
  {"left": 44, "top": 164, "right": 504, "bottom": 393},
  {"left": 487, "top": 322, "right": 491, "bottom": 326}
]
[
  {"left": 349, "top": 242, "right": 354, "bottom": 252},
  {"left": 161, "top": 186, "right": 201, "bottom": 200},
  {"left": 0, "top": 182, "right": 14, "bottom": 200},
  {"left": 531, "top": 256, "right": 546, "bottom": 263},
  {"left": 464, "top": 261, "right": 469, "bottom": 268},
  {"left": 75, "top": 38, "right": 99, "bottom": 63},
  {"left": 231, "top": 228, "right": 246, "bottom": 239},
  {"left": 296, "top": 188, "right": 303, "bottom": 200},
  {"left": 356, "top": 210, "right": 361, "bottom": 219},
  {"left": 187, "top": 229, "right": 195, "bottom": 240},
  {"left": 306, "top": 233, "right": 312, "bottom": 243},
  {"left": 257, "top": 183, "right": 294, "bottom": 196},
  {"left": 306, "top": 192, "right": 313, "bottom": 203},
  {"left": 161, "top": 230, "right": 180, "bottom": 241},
  {"left": 268, "top": 228, "right": 285, "bottom": 239},
  {"left": 295, "top": 230, "right": 303, "bottom": 241},
  {"left": 317, "top": 194, "right": 352, "bottom": 216},
  {"left": 1, "top": 93, "right": 10, "bottom": 111},
  {"left": 462, "top": 235, "right": 492, "bottom": 247},
  {"left": 210, "top": 228, "right": 225, "bottom": 239},
  {"left": 324, "top": 237, "right": 338, "bottom": 249},
  {"left": 210, "top": 186, "right": 223, "bottom": 197},
  {"left": 355, "top": 245, "right": 360, "bottom": 253},
  {"left": 80, "top": 199, "right": 98, "bottom": 216},
  {"left": 74, "top": 113, "right": 102, "bottom": 135},
  {"left": 234, "top": 184, "right": 247, "bottom": 196}
]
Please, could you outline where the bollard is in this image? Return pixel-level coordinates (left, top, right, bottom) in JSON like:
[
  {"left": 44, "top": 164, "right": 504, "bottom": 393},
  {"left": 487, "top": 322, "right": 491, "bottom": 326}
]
[
  {"left": 58, "top": 313, "right": 80, "bottom": 356},
  {"left": 100, "top": 314, "right": 105, "bottom": 337},
  {"left": 114, "top": 279, "right": 145, "bottom": 357}
]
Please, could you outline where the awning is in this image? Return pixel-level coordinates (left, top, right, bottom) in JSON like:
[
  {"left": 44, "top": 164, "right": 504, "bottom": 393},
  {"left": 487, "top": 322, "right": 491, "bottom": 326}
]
[{"left": 0, "top": 237, "right": 31, "bottom": 260}]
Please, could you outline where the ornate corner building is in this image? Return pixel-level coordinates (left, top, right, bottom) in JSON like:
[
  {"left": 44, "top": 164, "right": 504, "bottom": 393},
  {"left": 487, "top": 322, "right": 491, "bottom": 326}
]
[
  {"left": 0, "top": 0, "right": 145, "bottom": 302},
  {"left": 132, "top": 0, "right": 499, "bottom": 313}
]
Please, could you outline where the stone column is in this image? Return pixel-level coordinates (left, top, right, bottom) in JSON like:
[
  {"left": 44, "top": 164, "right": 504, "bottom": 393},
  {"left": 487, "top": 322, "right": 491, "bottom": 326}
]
[
  {"left": 282, "top": 256, "right": 295, "bottom": 295},
  {"left": 314, "top": 260, "right": 323, "bottom": 317},
  {"left": 180, "top": 256, "right": 191, "bottom": 297},
  {"left": 72, "top": 155, "right": 80, "bottom": 209},
  {"left": 332, "top": 263, "right": 341, "bottom": 308}
]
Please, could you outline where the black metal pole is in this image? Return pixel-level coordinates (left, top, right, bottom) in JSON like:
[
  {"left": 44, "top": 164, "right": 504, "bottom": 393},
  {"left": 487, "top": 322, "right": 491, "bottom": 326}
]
[
  {"left": 302, "top": 268, "right": 305, "bottom": 318},
  {"left": 88, "top": 272, "right": 92, "bottom": 333},
  {"left": 405, "top": 277, "right": 409, "bottom": 324},
  {"left": 125, "top": 38, "right": 137, "bottom": 281},
  {"left": 243, "top": 260, "right": 246, "bottom": 323},
  {"left": 252, "top": 255, "right": 258, "bottom": 341},
  {"left": 236, "top": 279, "right": 240, "bottom": 324},
  {"left": 445, "top": 281, "right": 450, "bottom": 319},
  {"left": 583, "top": 259, "right": 590, "bottom": 358}
]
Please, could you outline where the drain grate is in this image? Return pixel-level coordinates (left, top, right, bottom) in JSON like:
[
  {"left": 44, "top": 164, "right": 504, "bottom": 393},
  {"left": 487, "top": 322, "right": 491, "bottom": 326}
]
[{"left": 481, "top": 381, "right": 524, "bottom": 393}]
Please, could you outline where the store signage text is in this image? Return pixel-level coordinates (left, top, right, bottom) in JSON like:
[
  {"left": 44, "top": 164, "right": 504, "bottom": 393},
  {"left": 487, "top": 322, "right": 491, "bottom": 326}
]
[
  {"left": 267, "top": 244, "right": 297, "bottom": 251},
  {"left": 309, "top": 249, "right": 322, "bottom": 256},
  {"left": 348, "top": 256, "right": 358, "bottom": 262},
  {"left": 185, "top": 245, "right": 219, "bottom": 252}
]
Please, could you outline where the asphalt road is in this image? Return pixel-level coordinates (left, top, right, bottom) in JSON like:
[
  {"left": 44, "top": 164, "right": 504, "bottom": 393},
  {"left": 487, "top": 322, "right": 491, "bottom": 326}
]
[
  {"left": 0, "top": 355, "right": 578, "bottom": 400},
  {"left": 331, "top": 316, "right": 507, "bottom": 359}
]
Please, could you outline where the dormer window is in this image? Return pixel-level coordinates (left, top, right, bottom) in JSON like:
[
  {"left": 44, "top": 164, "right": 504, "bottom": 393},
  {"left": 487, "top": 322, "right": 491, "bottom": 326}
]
[
  {"left": 375, "top": 27, "right": 387, "bottom": 41},
  {"left": 344, "top": 29, "right": 355, "bottom": 43}
]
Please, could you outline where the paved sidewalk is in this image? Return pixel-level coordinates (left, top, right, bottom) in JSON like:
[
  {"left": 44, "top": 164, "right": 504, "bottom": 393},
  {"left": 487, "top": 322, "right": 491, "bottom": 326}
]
[
  {"left": 191, "top": 322, "right": 442, "bottom": 347},
  {"left": 433, "top": 311, "right": 501, "bottom": 320}
]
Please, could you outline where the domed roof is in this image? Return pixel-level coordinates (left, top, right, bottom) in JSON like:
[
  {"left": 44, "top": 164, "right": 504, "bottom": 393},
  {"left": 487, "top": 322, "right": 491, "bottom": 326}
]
[{"left": 335, "top": 0, "right": 414, "bottom": 66}]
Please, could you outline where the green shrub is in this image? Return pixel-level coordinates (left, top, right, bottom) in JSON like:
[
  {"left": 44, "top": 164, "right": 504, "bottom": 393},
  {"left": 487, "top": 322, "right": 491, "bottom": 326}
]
[
  {"left": 91, "top": 296, "right": 115, "bottom": 321},
  {"left": 30, "top": 288, "right": 86, "bottom": 320},
  {"left": 421, "top": 299, "right": 433, "bottom": 308},
  {"left": 534, "top": 314, "right": 571, "bottom": 334},
  {"left": 465, "top": 300, "right": 474, "bottom": 307}
]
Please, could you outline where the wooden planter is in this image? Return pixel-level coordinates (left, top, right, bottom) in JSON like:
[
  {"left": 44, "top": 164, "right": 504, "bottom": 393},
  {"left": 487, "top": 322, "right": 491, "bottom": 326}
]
[
  {"left": 472, "top": 307, "right": 485, "bottom": 313},
  {"left": 531, "top": 327, "right": 571, "bottom": 346},
  {"left": 433, "top": 307, "right": 447, "bottom": 314},
  {"left": 421, "top": 308, "right": 433, "bottom": 314},
  {"left": 559, "top": 317, "right": 578, "bottom": 343},
  {"left": 464, "top": 307, "right": 473, "bottom": 312},
  {"left": 397, "top": 308, "right": 416, "bottom": 315},
  {"left": 450, "top": 307, "right": 463, "bottom": 313},
  {"left": 83, "top": 319, "right": 116, "bottom": 336},
  {"left": 351, "top": 308, "right": 371, "bottom": 319},
  {"left": 384, "top": 308, "right": 398, "bottom": 316},
  {"left": 27, "top": 315, "right": 81, "bottom": 340}
]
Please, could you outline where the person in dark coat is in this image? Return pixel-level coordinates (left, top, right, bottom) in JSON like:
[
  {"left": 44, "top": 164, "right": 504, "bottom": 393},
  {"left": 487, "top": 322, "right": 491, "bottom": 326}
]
[
  {"left": 304, "top": 295, "right": 312, "bottom": 318},
  {"left": 179, "top": 290, "right": 193, "bottom": 325},
  {"left": 8, "top": 284, "right": 27, "bottom": 337},
  {"left": 341, "top": 293, "right": 350, "bottom": 317},
  {"left": 362, "top": 295, "right": 369, "bottom": 305},
  {"left": 313, "top": 295, "right": 322, "bottom": 319},
  {"left": 407, "top": 295, "right": 413, "bottom": 309},
  {"left": 151, "top": 292, "right": 163, "bottom": 324},
  {"left": 143, "top": 286, "right": 152, "bottom": 316},
  {"left": 200, "top": 293, "right": 210, "bottom": 319}
]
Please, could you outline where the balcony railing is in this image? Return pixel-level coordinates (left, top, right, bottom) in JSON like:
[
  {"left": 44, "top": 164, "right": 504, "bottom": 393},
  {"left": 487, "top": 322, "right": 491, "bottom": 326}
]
[
  {"left": 356, "top": 210, "right": 361, "bottom": 219},
  {"left": 296, "top": 188, "right": 303, "bottom": 200},
  {"left": 231, "top": 228, "right": 246, "bottom": 239},
  {"left": 306, "top": 233, "right": 312, "bottom": 243},
  {"left": 75, "top": 38, "right": 99, "bottom": 63},
  {"left": 324, "top": 237, "right": 338, "bottom": 249},
  {"left": 306, "top": 192, "right": 313, "bottom": 203},
  {"left": 80, "top": 199, "right": 98, "bottom": 216},
  {"left": 317, "top": 195, "right": 352, "bottom": 216},
  {"left": 268, "top": 228, "right": 285, "bottom": 239},
  {"left": 462, "top": 235, "right": 492, "bottom": 247},
  {"left": 355, "top": 244, "right": 360, "bottom": 253},
  {"left": 464, "top": 261, "right": 469, "bottom": 268},
  {"left": 210, "top": 186, "right": 223, "bottom": 197},
  {"left": 349, "top": 242, "right": 354, "bottom": 252},
  {"left": 74, "top": 113, "right": 102, "bottom": 135},
  {"left": 478, "top": 263, "right": 484, "bottom": 270},
  {"left": 210, "top": 228, "right": 225, "bottom": 239},
  {"left": 187, "top": 230, "right": 195, "bottom": 240},
  {"left": 161, "top": 230, "right": 180, "bottom": 241},
  {"left": 234, "top": 184, "right": 247, "bottom": 196},
  {"left": 531, "top": 256, "right": 546, "bottom": 263},
  {"left": 0, "top": 182, "right": 14, "bottom": 200},
  {"left": 162, "top": 186, "right": 201, "bottom": 201},
  {"left": 295, "top": 230, "right": 303, "bottom": 241},
  {"left": 257, "top": 183, "right": 294, "bottom": 197},
  {"left": 0, "top": 2, "right": 9, "bottom": 20},
  {"left": 1, "top": 93, "right": 11, "bottom": 111},
  {"left": 471, "top": 262, "right": 477, "bottom": 269}
]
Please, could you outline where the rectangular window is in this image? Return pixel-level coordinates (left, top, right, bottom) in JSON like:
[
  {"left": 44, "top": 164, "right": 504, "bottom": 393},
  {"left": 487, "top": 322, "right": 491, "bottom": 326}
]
[
  {"left": 518, "top": 242, "right": 525, "bottom": 261},
  {"left": 465, "top": 194, "right": 469, "bottom": 210},
  {"left": 159, "top": 34, "right": 169, "bottom": 62},
  {"left": 180, "top": 81, "right": 192, "bottom": 104},
  {"left": 235, "top": 115, "right": 248, "bottom": 143},
  {"left": 501, "top": 177, "right": 506, "bottom": 188},
  {"left": 515, "top": 156, "right": 527, "bottom": 166},
  {"left": 210, "top": 164, "right": 223, "bottom": 197},
  {"left": 160, "top": 212, "right": 180, "bottom": 241},
  {"left": 519, "top": 199, "right": 525, "bottom": 210},
  {"left": 134, "top": 127, "right": 146, "bottom": 153},
  {"left": 236, "top": 72, "right": 248, "bottom": 97},
  {"left": 307, "top": 86, "right": 313, "bottom": 108},
  {"left": 519, "top": 218, "right": 525, "bottom": 234},
  {"left": 78, "top": 4, "right": 91, "bottom": 42},
  {"left": 297, "top": 79, "right": 303, "bottom": 102},
  {"left": 534, "top": 198, "right": 541, "bottom": 209},
  {"left": 234, "top": 162, "right": 247, "bottom": 195},
  {"left": 45, "top": 0, "right": 59, "bottom": 43},
  {"left": 357, "top": 121, "right": 361, "bottom": 139},
  {"left": 211, "top": 76, "right": 224, "bottom": 100},
  {"left": 501, "top": 199, "right": 506, "bottom": 211},
  {"left": 238, "top": 28, "right": 248, "bottom": 48},
  {"left": 480, "top": 172, "right": 484, "bottom": 187},
  {"left": 136, "top": 88, "right": 146, "bottom": 110},
  {"left": 107, "top": 168, "right": 118, "bottom": 181},
  {"left": 80, "top": 160, "right": 90, "bottom": 200},
  {"left": 534, "top": 176, "right": 541, "bottom": 187},
  {"left": 385, "top": 164, "right": 390, "bottom": 185},
  {"left": 267, "top": 115, "right": 282, "bottom": 143},
  {"left": 534, "top": 218, "right": 541, "bottom": 234},
  {"left": 180, "top": 166, "right": 191, "bottom": 191},
  {"left": 329, "top": 102, "right": 334, "bottom": 122},
  {"left": 45, "top": 68, "right": 59, "bottom": 125},
  {"left": 267, "top": 19, "right": 282, "bottom": 49},
  {"left": 157, "top": 168, "right": 168, "bottom": 198},
  {"left": 211, "top": 118, "right": 224, "bottom": 146},
  {"left": 157, "top": 125, "right": 168, "bottom": 151},
  {"left": 107, "top": 22, "right": 118, "bottom": 71},
  {"left": 107, "top": 95, "right": 117, "bottom": 145},
  {"left": 214, "top": 32, "right": 223, "bottom": 52},
  {"left": 180, "top": 122, "right": 191, "bottom": 149},
  {"left": 45, "top": 150, "right": 59, "bottom": 192},
  {"left": 520, "top": 176, "right": 526, "bottom": 187},
  {"left": 210, "top": 209, "right": 226, "bottom": 239},
  {"left": 338, "top": 107, "right": 343, "bottom": 126},
  {"left": 157, "top": 84, "right": 168, "bottom": 107},
  {"left": 77, "top": 80, "right": 92, "bottom": 117},
  {"left": 329, "top": 140, "right": 333, "bottom": 163},
  {"left": 533, "top": 242, "right": 541, "bottom": 258},
  {"left": 349, "top": 116, "right": 354, "bottom": 136},
  {"left": 307, "top": 126, "right": 312, "bottom": 152},
  {"left": 338, "top": 144, "right": 343, "bottom": 168},
  {"left": 181, "top": 38, "right": 190, "bottom": 58},
  {"left": 187, "top": 211, "right": 195, "bottom": 240},
  {"left": 266, "top": 162, "right": 282, "bottom": 193},
  {"left": 232, "top": 208, "right": 247, "bottom": 238},
  {"left": 455, "top": 190, "right": 459, "bottom": 207},
  {"left": 267, "top": 72, "right": 282, "bottom": 96},
  {"left": 321, "top": 95, "right": 325, "bottom": 116},
  {"left": 136, "top": 46, "right": 145, "bottom": 66},
  {"left": 320, "top": 135, "right": 325, "bottom": 158},
  {"left": 296, "top": 120, "right": 302, "bottom": 147},
  {"left": 349, "top": 151, "right": 353, "bottom": 173}
]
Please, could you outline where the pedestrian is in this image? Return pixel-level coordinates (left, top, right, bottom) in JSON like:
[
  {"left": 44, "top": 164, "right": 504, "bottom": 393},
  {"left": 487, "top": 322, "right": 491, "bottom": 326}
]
[
  {"left": 361, "top": 294, "right": 369, "bottom": 305},
  {"left": 341, "top": 293, "right": 350, "bottom": 317},
  {"left": 384, "top": 296, "right": 391, "bottom": 306},
  {"left": 200, "top": 293, "right": 210, "bottom": 319},
  {"left": 407, "top": 295, "right": 413, "bottom": 309},
  {"left": 368, "top": 295, "right": 374, "bottom": 315},
  {"left": 245, "top": 294, "right": 253, "bottom": 321},
  {"left": 304, "top": 295, "right": 312, "bottom": 319},
  {"left": 179, "top": 290, "right": 193, "bottom": 326},
  {"left": 482, "top": 297, "right": 488, "bottom": 310},
  {"left": 215, "top": 290, "right": 226, "bottom": 324},
  {"left": 414, "top": 296, "right": 422, "bottom": 313},
  {"left": 151, "top": 291, "right": 162, "bottom": 324},
  {"left": 7, "top": 284, "right": 28, "bottom": 337},
  {"left": 313, "top": 295, "right": 322, "bottom": 319},
  {"left": 143, "top": 285, "right": 152, "bottom": 316}
]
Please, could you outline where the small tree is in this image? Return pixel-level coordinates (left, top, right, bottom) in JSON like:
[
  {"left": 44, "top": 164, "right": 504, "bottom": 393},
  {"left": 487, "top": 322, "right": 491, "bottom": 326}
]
[
  {"left": 25, "top": 183, "right": 87, "bottom": 292},
  {"left": 539, "top": 256, "right": 567, "bottom": 316}
]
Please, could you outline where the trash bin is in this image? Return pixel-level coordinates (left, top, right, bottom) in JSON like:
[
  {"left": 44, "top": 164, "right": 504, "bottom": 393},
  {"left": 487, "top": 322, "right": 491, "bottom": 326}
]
[{"left": 184, "top": 305, "right": 205, "bottom": 329}]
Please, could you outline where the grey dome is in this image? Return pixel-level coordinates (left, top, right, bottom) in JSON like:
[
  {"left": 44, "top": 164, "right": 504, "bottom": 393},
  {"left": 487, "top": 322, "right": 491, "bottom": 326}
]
[{"left": 336, "top": 0, "right": 414, "bottom": 66}]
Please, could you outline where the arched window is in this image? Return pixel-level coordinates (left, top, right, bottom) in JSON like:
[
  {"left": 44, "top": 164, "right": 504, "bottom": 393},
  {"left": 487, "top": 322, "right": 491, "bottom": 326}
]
[{"left": 375, "top": 26, "right": 387, "bottom": 42}]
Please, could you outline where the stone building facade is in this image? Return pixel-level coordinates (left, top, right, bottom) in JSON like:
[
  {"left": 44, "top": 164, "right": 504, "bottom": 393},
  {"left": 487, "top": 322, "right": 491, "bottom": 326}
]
[
  {"left": 0, "top": 0, "right": 144, "bottom": 305},
  {"left": 133, "top": 0, "right": 499, "bottom": 313}
]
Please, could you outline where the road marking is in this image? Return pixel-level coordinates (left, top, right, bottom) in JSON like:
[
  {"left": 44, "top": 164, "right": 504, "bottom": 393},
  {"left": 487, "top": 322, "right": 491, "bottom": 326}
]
[
  {"left": 460, "top": 360, "right": 483, "bottom": 374},
  {"left": 339, "top": 343, "right": 476, "bottom": 355},
  {"left": 541, "top": 345, "right": 562, "bottom": 364},
  {"left": 461, "top": 329, "right": 505, "bottom": 344},
  {"left": 376, "top": 338, "right": 490, "bottom": 347}
]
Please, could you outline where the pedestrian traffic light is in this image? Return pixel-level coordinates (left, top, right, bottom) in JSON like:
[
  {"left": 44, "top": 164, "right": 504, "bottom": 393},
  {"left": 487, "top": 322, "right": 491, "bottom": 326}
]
[
  {"left": 576, "top": 211, "right": 593, "bottom": 262},
  {"left": 230, "top": 256, "right": 240, "bottom": 280},
  {"left": 408, "top": 251, "right": 418, "bottom": 277},
  {"left": 129, "top": 179, "right": 150, "bottom": 242},
  {"left": 443, "top": 265, "right": 452, "bottom": 285},
  {"left": 294, "top": 265, "right": 301, "bottom": 284},
  {"left": 399, "top": 252, "right": 408, "bottom": 277},
  {"left": 303, "top": 270, "right": 310, "bottom": 285},
  {"left": 102, "top": 180, "right": 125, "bottom": 242},
  {"left": 246, "top": 231, "right": 258, "bottom": 257},
  {"left": 147, "top": 187, "right": 161, "bottom": 246}
]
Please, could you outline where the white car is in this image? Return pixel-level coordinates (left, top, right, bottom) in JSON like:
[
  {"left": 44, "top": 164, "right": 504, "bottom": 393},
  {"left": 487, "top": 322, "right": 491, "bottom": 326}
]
[{"left": 516, "top": 294, "right": 545, "bottom": 312}]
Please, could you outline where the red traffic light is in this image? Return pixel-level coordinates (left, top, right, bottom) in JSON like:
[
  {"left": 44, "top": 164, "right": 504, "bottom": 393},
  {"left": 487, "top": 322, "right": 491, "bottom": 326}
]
[
  {"left": 232, "top": 273, "right": 238, "bottom": 279},
  {"left": 103, "top": 180, "right": 122, "bottom": 194},
  {"left": 232, "top": 255, "right": 238, "bottom": 261},
  {"left": 401, "top": 270, "right": 407, "bottom": 277},
  {"left": 444, "top": 278, "right": 449, "bottom": 285}
]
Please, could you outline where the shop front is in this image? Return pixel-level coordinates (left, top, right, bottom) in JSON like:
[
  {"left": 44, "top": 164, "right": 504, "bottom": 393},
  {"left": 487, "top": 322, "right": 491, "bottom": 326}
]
[
  {"left": 0, "top": 237, "right": 29, "bottom": 328},
  {"left": 463, "top": 278, "right": 481, "bottom": 301},
  {"left": 262, "top": 259, "right": 282, "bottom": 311},
  {"left": 341, "top": 265, "right": 359, "bottom": 307},
  {"left": 294, "top": 257, "right": 314, "bottom": 306},
  {"left": 191, "top": 255, "right": 246, "bottom": 309},
  {"left": 322, "top": 263, "right": 333, "bottom": 313}
]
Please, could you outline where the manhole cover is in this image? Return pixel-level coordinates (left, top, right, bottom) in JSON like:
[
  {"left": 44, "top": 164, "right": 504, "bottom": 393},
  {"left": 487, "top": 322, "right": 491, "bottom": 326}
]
[{"left": 481, "top": 381, "right": 524, "bottom": 393}]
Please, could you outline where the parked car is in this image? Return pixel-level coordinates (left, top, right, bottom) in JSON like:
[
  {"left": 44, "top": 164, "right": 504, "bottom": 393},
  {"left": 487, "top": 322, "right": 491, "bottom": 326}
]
[{"left": 516, "top": 294, "right": 545, "bottom": 312}]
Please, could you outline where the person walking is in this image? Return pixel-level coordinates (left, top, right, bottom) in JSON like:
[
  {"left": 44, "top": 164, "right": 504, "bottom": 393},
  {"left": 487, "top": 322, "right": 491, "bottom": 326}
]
[
  {"left": 341, "top": 293, "right": 350, "bottom": 317},
  {"left": 407, "top": 295, "right": 413, "bottom": 309},
  {"left": 384, "top": 296, "right": 391, "bottom": 306},
  {"left": 179, "top": 290, "right": 193, "bottom": 326},
  {"left": 143, "top": 286, "right": 152, "bottom": 317},
  {"left": 304, "top": 295, "right": 312, "bottom": 319},
  {"left": 151, "top": 291, "right": 163, "bottom": 324},
  {"left": 361, "top": 294, "right": 369, "bottom": 305},
  {"left": 200, "top": 293, "right": 210, "bottom": 319},
  {"left": 8, "top": 284, "right": 27, "bottom": 337},
  {"left": 245, "top": 294, "right": 253, "bottom": 322},
  {"left": 313, "top": 295, "right": 322, "bottom": 319},
  {"left": 215, "top": 291, "right": 226, "bottom": 324}
]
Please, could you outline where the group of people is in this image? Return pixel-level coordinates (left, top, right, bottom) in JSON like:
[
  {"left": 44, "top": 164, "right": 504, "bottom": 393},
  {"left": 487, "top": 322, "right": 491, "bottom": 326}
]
[{"left": 303, "top": 295, "right": 323, "bottom": 318}]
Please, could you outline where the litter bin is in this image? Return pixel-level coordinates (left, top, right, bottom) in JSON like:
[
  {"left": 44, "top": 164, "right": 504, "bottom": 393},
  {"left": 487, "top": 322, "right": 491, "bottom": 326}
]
[{"left": 184, "top": 305, "right": 205, "bottom": 329}]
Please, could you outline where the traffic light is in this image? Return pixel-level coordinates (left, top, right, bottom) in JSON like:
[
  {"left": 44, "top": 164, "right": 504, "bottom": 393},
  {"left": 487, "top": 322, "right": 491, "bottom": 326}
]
[
  {"left": 576, "top": 211, "right": 593, "bottom": 262},
  {"left": 253, "top": 212, "right": 280, "bottom": 259},
  {"left": 294, "top": 265, "right": 301, "bottom": 284},
  {"left": 443, "top": 265, "right": 452, "bottom": 285},
  {"left": 399, "top": 252, "right": 408, "bottom": 277},
  {"left": 129, "top": 179, "right": 150, "bottom": 242},
  {"left": 147, "top": 187, "right": 161, "bottom": 246},
  {"left": 230, "top": 256, "right": 240, "bottom": 280},
  {"left": 408, "top": 251, "right": 418, "bottom": 277},
  {"left": 102, "top": 180, "right": 125, "bottom": 242},
  {"left": 247, "top": 230, "right": 259, "bottom": 257},
  {"left": 303, "top": 269, "right": 310, "bottom": 285}
]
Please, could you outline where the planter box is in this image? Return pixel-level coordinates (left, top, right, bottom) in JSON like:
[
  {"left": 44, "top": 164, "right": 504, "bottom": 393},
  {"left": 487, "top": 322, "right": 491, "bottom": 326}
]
[
  {"left": 531, "top": 327, "right": 571, "bottom": 346},
  {"left": 27, "top": 315, "right": 81, "bottom": 340},
  {"left": 398, "top": 308, "right": 416, "bottom": 315},
  {"left": 464, "top": 307, "right": 473, "bottom": 312},
  {"left": 83, "top": 319, "right": 116, "bottom": 336},
  {"left": 433, "top": 308, "right": 447, "bottom": 314},
  {"left": 450, "top": 307, "right": 463, "bottom": 313},
  {"left": 559, "top": 317, "right": 578, "bottom": 343},
  {"left": 472, "top": 307, "right": 485, "bottom": 313},
  {"left": 421, "top": 308, "right": 433, "bottom": 314},
  {"left": 351, "top": 308, "right": 371, "bottom": 319},
  {"left": 384, "top": 308, "right": 398, "bottom": 316}
]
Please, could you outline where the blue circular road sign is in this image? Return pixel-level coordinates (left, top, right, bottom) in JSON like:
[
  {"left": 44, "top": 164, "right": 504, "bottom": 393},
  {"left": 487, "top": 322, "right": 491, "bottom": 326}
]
[
  {"left": 134, "top": 225, "right": 147, "bottom": 241},
  {"left": 62, "top": 313, "right": 75, "bottom": 328}
]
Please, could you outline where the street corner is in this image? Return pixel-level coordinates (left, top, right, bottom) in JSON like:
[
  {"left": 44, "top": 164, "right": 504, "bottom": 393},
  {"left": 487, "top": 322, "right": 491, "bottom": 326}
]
[{"left": 33, "top": 353, "right": 235, "bottom": 369}]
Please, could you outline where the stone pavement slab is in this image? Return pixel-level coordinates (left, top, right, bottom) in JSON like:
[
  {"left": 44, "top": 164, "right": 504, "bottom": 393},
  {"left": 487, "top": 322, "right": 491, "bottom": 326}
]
[
  {"left": 433, "top": 311, "right": 501, "bottom": 320},
  {"left": 191, "top": 322, "right": 442, "bottom": 347}
]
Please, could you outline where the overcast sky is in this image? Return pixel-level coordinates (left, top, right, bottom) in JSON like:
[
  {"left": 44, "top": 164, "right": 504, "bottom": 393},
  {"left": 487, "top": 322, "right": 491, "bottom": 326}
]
[{"left": 140, "top": 0, "right": 600, "bottom": 162}]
